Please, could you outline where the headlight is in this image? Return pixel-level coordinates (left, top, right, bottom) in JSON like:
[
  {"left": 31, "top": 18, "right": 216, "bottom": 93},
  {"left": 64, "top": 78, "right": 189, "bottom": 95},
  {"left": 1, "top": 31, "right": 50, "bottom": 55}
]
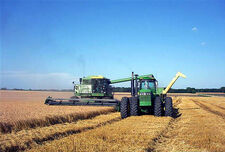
[{"left": 140, "top": 92, "right": 151, "bottom": 95}]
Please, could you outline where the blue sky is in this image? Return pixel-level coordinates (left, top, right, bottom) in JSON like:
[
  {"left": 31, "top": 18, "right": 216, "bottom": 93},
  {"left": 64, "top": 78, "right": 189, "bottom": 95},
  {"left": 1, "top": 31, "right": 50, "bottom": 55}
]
[{"left": 0, "top": 0, "right": 225, "bottom": 89}]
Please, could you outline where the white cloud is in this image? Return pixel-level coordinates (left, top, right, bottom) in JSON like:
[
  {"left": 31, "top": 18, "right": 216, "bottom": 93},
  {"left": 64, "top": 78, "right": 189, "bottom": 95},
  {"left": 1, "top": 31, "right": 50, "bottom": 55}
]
[
  {"left": 0, "top": 71, "right": 79, "bottom": 89},
  {"left": 192, "top": 27, "right": 198, "bottom": 31},
  {"left": 200, "top": 42, "right": 206, "bottom": 46}
]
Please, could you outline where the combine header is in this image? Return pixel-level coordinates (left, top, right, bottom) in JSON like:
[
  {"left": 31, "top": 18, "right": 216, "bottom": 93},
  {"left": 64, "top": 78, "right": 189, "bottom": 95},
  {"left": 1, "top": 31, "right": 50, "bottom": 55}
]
[{"left": 45, "top": 72, "right": 186, "bottom": 118}]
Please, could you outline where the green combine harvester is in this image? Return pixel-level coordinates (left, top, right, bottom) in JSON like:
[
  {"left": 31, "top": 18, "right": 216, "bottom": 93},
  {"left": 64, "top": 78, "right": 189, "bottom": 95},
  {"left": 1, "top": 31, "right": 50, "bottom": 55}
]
[
  {"left": 45, "top": 72, "right": 186, "bottom": 118},
  {"left": 45, "top": 75, "right": 122, "bottom": 106},
  {"left": 74, "top": 75, "right": 114, "bottom": 99}
]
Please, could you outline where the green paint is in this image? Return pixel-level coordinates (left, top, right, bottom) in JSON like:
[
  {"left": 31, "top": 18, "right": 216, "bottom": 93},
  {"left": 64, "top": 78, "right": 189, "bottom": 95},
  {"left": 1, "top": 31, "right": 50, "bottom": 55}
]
[
  {"left": 91, "top": 93, "right": 105, "bottom": 96},
  {"left": 110, "top": 74, "right": 155, "bottom": 84},
  {"left": 156, "top": 87, "right": 164, "bottom": 94}
]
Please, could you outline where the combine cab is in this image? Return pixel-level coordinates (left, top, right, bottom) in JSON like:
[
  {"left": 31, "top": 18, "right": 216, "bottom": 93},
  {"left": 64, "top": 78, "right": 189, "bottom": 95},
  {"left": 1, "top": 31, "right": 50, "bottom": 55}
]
[{"left": 74, "top": 76, "right": 113, "bottom": 99}]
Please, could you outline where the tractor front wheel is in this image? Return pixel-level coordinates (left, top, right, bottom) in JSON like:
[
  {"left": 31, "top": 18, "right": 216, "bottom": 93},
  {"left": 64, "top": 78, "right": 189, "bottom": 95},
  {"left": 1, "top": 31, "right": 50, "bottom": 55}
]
[
  {"left": 154, "top": 96, "right": 162, "bottom": 116},
  {"left": 120, "top": 97, "right": 130, "bottom": 119},
  {"left": 130, "top": 97, "right": 139, "bottom": 116},
  {"left": 165, "top": 97, "right": 173, "bottom": 117}
]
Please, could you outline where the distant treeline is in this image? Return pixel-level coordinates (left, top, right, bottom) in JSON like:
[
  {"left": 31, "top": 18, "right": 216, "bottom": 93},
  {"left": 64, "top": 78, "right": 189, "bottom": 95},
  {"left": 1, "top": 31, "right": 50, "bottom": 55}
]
[
  {"left": 1, "top": 87, "right": 225, "bottom": 93},
  {"left": 112, "top": 87, "right": 131, "bottom": 92},
  {"left": 112, "top": 87, "right": 225, "bottom": 93}
]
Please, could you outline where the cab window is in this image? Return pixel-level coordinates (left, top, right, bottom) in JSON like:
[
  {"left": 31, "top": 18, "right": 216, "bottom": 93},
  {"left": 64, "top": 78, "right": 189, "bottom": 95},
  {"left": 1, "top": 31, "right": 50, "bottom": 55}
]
[{"left": 141, "top": 80, "right": 155, "bottom": 89}]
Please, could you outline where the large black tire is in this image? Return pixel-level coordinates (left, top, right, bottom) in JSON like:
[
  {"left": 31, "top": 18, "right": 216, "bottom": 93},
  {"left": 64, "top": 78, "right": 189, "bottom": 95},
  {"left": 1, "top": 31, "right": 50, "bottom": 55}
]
[
  {"left": 120, "top": 97, "right": 130, "bottom": 119},
  {"left": 154, "top": 96, "right": 162, "bottom": 116},
  {"left": 130, "top": 97, "right": 139, "bottom": 116},
  {"left": 165, "top": 97, "right": 173, "bottom": 117}
]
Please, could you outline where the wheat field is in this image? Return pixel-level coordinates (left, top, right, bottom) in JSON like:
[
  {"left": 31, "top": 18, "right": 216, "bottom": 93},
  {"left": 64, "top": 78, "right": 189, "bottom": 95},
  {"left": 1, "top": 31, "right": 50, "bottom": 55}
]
[
  {"left": 0, "top": 90, "right": 115, "bottom": 133},
  {"left": 0, "top": 91, "right": 225, "bottom": 152}
]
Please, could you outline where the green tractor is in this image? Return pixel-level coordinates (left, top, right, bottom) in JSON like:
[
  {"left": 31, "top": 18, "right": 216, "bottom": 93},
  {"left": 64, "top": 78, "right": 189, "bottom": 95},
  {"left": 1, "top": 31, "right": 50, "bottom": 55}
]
[{"left": 119, "top": 72, "right": 186, "bottom": 118}]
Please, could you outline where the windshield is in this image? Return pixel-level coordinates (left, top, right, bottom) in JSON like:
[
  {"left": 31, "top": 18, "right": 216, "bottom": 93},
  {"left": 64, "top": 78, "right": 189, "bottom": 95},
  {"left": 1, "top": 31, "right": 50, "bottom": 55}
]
[{"left": 141, "top": 80, "right": 156, "bottom": 90}]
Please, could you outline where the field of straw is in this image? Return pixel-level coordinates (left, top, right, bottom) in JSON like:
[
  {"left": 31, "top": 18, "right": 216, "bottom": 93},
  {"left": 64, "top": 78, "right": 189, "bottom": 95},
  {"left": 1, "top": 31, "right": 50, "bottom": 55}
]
[
  {"left": 0, "top": 90, "right": 225, "bottom": 152},
  {"left": 0, "top": 91, "right": 115, "bottom": 133}
]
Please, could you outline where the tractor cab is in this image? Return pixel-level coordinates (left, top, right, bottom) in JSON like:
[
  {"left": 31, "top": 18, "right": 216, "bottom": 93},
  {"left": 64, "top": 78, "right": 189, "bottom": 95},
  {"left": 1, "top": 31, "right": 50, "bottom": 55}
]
[
  {"left": 140, "top": 79, "right": 157, "bottom": 93},
  {"left": 136, "top": 75, "right": 157, "bottom": 107},
  {"left": 138, "top": 74, "right": 157, "bottom": 93}
]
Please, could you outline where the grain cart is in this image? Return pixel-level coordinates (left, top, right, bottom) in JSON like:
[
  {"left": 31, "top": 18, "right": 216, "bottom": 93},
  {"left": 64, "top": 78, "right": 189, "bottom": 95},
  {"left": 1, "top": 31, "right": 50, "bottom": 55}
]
[{"left": 119, "top": 72, "right": 186, "bottom": 118}]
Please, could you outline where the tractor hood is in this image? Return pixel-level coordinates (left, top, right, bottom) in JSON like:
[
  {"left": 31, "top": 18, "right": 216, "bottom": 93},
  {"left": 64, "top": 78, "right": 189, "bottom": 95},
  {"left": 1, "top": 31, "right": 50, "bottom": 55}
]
[{"left": 156, "top": 87, "right": 164, "bottom": 94}]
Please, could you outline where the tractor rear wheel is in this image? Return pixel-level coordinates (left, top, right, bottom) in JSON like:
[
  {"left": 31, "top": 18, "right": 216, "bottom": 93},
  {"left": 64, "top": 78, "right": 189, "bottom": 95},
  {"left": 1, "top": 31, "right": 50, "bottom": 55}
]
[
  {"left": 165, "top": 97, "right": 173, "bottom": 117},
  {"left": 130, "top": 97, "right": 139, "bottom": 116},
  {"left": 120, "top": 97, "right": 130, "bottom": 119},
  {"left": 154, "top": 96, "right": 162, "bottom": 116}
]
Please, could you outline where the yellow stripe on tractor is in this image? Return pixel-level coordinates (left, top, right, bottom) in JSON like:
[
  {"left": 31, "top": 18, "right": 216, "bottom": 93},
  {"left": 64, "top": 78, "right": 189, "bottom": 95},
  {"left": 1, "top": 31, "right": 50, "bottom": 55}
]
[{"left": 90, "top": 76, "right": 104, "bottom": 79}]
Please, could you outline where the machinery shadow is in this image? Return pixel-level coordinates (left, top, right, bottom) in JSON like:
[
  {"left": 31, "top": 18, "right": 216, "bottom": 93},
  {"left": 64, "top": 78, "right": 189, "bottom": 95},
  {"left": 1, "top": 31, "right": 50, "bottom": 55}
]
[
  {"left": 139, "top": 107, "right": 182, "bottom": 118},
  {"left": 172, "top": 107, "right": 182, "bottom": 119}
]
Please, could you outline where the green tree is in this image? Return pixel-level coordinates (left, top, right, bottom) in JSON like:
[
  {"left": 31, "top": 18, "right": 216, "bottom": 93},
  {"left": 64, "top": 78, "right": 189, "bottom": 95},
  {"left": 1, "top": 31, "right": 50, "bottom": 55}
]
[
  {"left": 221, "top": 87, "right": 225, "bottom": 93},
  {"left": 186, "top": 87, "right": 196, "bottom": 93}
]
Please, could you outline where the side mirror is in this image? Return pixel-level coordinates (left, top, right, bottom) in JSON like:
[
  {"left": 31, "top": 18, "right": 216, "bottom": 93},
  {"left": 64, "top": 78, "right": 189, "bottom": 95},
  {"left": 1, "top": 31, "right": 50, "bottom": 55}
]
[{"left": 155, "top": 81, "right": 158, "bottom": 87}]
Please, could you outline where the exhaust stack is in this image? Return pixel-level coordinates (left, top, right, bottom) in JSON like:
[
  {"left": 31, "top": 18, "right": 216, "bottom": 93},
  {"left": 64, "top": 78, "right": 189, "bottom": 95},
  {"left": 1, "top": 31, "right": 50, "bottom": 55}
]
[
  {"left": 131, "top": 72, "right": 134, "bottom": 96},
  {"left": 135, "top": 74, "right": 138, "bottom": 97}
]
